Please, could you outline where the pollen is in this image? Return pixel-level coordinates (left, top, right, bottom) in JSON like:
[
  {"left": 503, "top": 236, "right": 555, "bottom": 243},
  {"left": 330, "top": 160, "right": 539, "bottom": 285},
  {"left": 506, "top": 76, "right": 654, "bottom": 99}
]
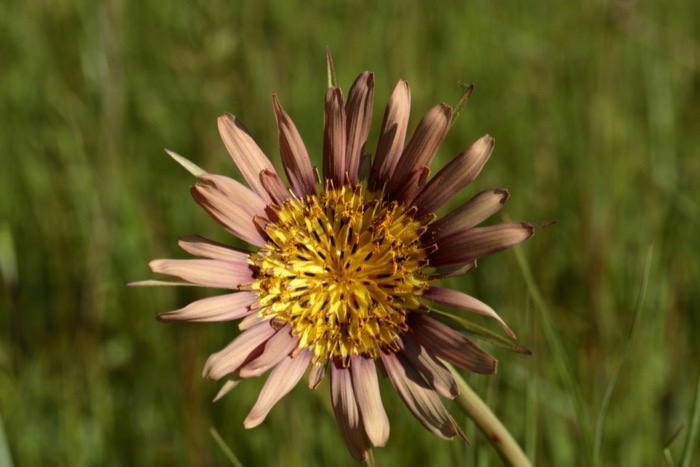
[{"left": 250, "top": 183, "right": 431, "bottom": 365}]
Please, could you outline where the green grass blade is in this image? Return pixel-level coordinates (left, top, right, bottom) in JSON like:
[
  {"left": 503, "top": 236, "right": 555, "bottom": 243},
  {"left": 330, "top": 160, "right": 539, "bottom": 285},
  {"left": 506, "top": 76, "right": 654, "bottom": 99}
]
[
  {"left": 210, "top": 427, "right": 244, "bottom": 467},
  {"left": 680, "top": 371, "right": 700, "bottom": 467}
]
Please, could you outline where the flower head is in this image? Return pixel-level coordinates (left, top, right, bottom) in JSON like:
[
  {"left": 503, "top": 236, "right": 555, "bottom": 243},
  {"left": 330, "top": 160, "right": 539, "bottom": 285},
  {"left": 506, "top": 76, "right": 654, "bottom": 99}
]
[{"left": 137, "top": 54, "right": 536, "bottom": 461}]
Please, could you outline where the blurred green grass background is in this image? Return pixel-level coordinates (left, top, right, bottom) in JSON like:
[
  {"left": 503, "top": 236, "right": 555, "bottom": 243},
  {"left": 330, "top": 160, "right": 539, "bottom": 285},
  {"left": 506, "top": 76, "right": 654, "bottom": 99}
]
[{"left": 1, "top": 0, "right": 699, "bottom": 465}]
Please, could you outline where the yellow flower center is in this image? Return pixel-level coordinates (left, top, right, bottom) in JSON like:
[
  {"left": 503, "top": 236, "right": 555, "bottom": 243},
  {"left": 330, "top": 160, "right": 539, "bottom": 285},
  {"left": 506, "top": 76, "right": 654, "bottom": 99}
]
[{"left": 250, "top": 184, "right": 430, "bottom": 365}]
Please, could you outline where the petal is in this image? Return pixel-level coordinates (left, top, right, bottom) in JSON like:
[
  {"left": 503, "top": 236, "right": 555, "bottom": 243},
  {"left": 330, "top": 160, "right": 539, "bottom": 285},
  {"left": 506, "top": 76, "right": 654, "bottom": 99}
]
[
  {"left": 389, "top": 103, "right": 452, "bottom": 196},
  {"left": 178, "top": 235, "right": 251, "bottom": 263},
  {"left": 429, "top": 222, "right": 535, "bottom": 266},
  {"left": 331, "top": 362, "right": 368, "bottom": 462},
  {"left": 149, "top": 259, "right": 254, "bottom": 289},
  {"left": 272, "top": 94, "right": 316, "bottom": 197},
  {"left": 217, "top": 113, "right": 277, "bottom": 203},
  {"left": 398, "top": 334, "right": 459, "bottom": 399},
  {"left": 213, "top": 375, "right": 242, "bottom": 402},
  {"left": 323, "top": 87, "right": 346, "bottom": 186},
  {"left": 202, "top": 322, "right": 276, "bottom": 380},
  {"left": 345, "top": 72, "right": 374, "bottom": 185},
  {"left": 381, "top": 351, "right": 467, "bottom": 442},
  {"left": 413, "top": 135, "right": 495, "bottom": 217},
  {"left": 350, "top": 355, "right": 390, "bottom": 447},
  {"left": 409, "top": 314, "right": 497, "bottom": 374},
  {"left": 426, "top": 189, "right": 510, "bottom": 242},
  {"left": 158, "top": 292, "right": 258, "bottom": 322},
  {"left": 238, "top": 325, "right": 300, "bottom": 377},
  {"left": 260, "top": 169, "right": 291, "bottom": 205},
  {"left": 308, "top": 363, "right": 326, "bottom": 389},
  {"left": 244, "top": 349, "right": 312, "bottom": 428},
  {"left": 191, "top": 184, "right": 268, "bottom": 247},
  {"left": 371, "top": 80, "right": 411, "bottom": 190},
  {"left": 429, "top": 260, "right": 477, "bottom": 279},
  {"left": 390, "top": 166, "right": 430, "bottom": 206},
  {"left": 423, "top": 286, "right": 515, "bottom": 338},
  {"left": 198, "top": 173, "right": 269, "bottom": 219}
]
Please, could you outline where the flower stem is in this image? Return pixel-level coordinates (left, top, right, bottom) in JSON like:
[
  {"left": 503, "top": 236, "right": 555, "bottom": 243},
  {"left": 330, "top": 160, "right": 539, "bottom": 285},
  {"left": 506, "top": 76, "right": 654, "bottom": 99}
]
[{"left": 449, "top": 365, "right": 531, "bottom": 467}]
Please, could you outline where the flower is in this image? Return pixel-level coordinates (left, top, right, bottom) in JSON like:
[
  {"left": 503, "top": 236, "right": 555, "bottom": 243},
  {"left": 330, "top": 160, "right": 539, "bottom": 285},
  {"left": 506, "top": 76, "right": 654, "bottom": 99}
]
[{"left": 136, "top": 54, "right": 536, "bottom": 461}]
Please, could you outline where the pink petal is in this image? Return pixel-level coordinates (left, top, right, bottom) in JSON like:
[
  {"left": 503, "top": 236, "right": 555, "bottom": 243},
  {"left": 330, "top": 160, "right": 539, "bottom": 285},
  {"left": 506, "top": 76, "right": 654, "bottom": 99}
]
[
  {"left": 381, "top": 351, "right": 467, "bottom": 442},
  {"left": 202, "top": 322, "right": 276, "bottom": 380},
  {"left": 371, "top": 80, "right": 411, "bottom": 190},
  {"left": 323, "top": 87, "right": 347, "bottom": 186},
  {"left": 423, "top": 286, "right": 515, "bottom": 338},
  {"left": 350, "top": 355, "right": 390, "bottom": 447},
  {"left": 426, "top": 189, "right": 510, "bottom": 242},
  {"left": 308, "top": 363, "right": 326, "bottom": 389},
  {"left": 158, "top": 292, "right": 258, "bottom": 322},
  {"left": 413, "top": 135, "right": 495, "bottom": 217},
  {"left": 217, "top": 113, "right": 277, "bottom": 203},
  {"left": 272, "top": 94, "right": 316, "bottom": 197},
  {"left": 178, "top": 235, "right": 251, "bottom": 263},
  {"left": 149, "top": 259, "right": 254, "bottom": 289},
  {"left": 389, "top": 103, "right": 452, "bottom": 196},
  {"left": 398, "top": 334, "right": 458, "bottom": 399},
  {"left": 238, "top": 325, "right": 300, "bottom": 377},
  {"left": 198, "top": 173, "right": 268, "bottom": 219},
  {"left": 260, "top": 169, "right": 291, "bottom": 205},
  {"left": 243, "top": 349, "right": 312, "bottom": 428},
  {"left": 331, "top": 362, "right": 368, "bottom": 462},
  {"left": 191, "top": 184, "right": 268, "bottom": 247},
  {"left": 345, "top": 72, "right": 374, "bottom": 185},
  {"left": 409, "top": 314, "right": 497, "bottom": 374},
  {"left": 430, "top": 222, "right": 535, "bottom": 266}
]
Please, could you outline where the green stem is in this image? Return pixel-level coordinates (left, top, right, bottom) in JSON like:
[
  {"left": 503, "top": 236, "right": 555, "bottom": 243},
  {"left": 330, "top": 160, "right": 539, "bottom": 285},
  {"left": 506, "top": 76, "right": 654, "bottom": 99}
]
[{"left": 449, "top": 365, "right": 531, "bottom": 467}]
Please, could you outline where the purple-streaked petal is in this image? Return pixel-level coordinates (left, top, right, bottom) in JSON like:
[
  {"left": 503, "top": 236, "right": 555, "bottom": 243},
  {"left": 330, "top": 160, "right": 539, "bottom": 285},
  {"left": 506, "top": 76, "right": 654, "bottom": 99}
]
[
  {"left": 398, "top": 334, "right": 459, "bottom": 399},
  {"left": 203, "top": 322, "right": 276, "bottom": 380},
  {"left": 429, "top": 261, "right": 477, "bottom": 279},
  {"left": 409, "top": 314, "right": 497, "bottom": 374},
  {"left": 426, "top": 189, "right": 510, "bottom": 242},
  {"left": 429, "top": 222, "right": 535, "bottom": 266},
  {"left": 331, "top": 362, "right": 368, "bottom": 462},
  {"left": 217, "top": 113, "right": 277, "bottom": 203},
  {"left": 272, "top": 94, "right": 316, "bottom": 197},
  {"left": 371, "top": 80, "right": 411, "bottom": 189},
  {"left": 244, "top": 349, "right": 312, "bottom": 428},
  {"left": 413, "top": 135, "right": 495, "bottom": 218},
  {"left": 390, "top": 166, "right": 430, "bottom": 206},
  {"left": 423, "top": 286, "right": 515, "bottom": 338},
  {"left": 178, "top": 235, "right": 251, "bottom": 263},
  {"left": 345, "top": 72, "right": 374, "bottom": 185},
  {"left": 149, "top": 259, "right": 254, "bottom": 289},
  {"left": 198, "top": 173, "right": 269, "bottom": 219},
  {"left": 260, "top": 169, "right": 291, "bottom": 205},
  {"left": 350, "top": 355, "right": 390, "bottom": 447},
  {"left": 389, "top": 103, "right": 452, "bottom": 195},
  {"left": 158, "top": 292, "right": 258, "bottom": 322},
  {"left": 191, "top": 184, "right": 268, "bottom": 247},
  {"left": 323, "top": 87, "right": 347, "bottom": 186},
  {"left": 239, "top": 325, "right": 300, "bottom": 377},
  {"left": 309, "top": 363, "right": 326, "bottom": 389},
  {"left": 381, "top": 351, "right": 467, "bottom": 442}
]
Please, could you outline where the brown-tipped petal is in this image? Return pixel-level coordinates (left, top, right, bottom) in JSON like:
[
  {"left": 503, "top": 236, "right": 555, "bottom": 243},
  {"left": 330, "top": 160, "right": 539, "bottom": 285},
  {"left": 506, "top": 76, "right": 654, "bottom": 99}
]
[
  {"left": 391, "top": 166, "right": 430, "bottom": 206},
  {"left": 158, "top": 292, "right": 258, "bottom": 322},
  {"left": 191, "top": 184, "right": 268, "bottom": 247},
  {"left": 308, "top": 363, "right": 326, "bottom": 389},
  {"left": 381, "top": 351, "right": 466, "bottom": 441},
  {"left": 217, "top": 113, "right": 277, "bottom": 203},
  {"left": 178, "top": 235, "right": 251, "bottom": 262},
  {"left": 198, "top": 173, "right": 268, "bottom": 219},
  {"left": 413, "top": 135, "right": 495, "bottom": 217},
  {"left": 430, "top": 222, "right": 535, "bottom": 266},
  {"left": 398, "top": 334, "right": 459, "bottom": 399},
  {"left": 203, "top": 322, "right": 276, "bottom": 380},
  {"left": 423, "top": 286, "right": 515, "bottom": 338},
  {"left": 272, "top": 94, "right": 316, "bottom": 197},
  {"left": 149, "top": 259, "right": 254, "bottom": 289},
  {"left": 260, "top": 169, "right": 291, "bottom": 205},
  {"left": 331, "top": 362, "right": 368, "bottom": 462},
  {"left": 389, "top": 103, "right": 452, "bottom": 195},
  {"left": 345, "top": 72, "right": 374, "bottom": 185},
  {"left": 323, "top": 87, "right": 347, "bottom": 186},
  {"left": 426, "top": 189, "right": 510, "bottom": 242},
  {"left": 243, "top": 349, "right": 312, "bottom": 428},
  {"left": 371, "top": 80, "right": 411, "bottom": 189},
  {"left": 238, "top": 325, "right": 300, "bottom": 378},
  {"left": 350, "top": 355, "right": 390, "bottom": 447},
  {"left": 409, "top": 314, "right": 497, "bottom": 374}
]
